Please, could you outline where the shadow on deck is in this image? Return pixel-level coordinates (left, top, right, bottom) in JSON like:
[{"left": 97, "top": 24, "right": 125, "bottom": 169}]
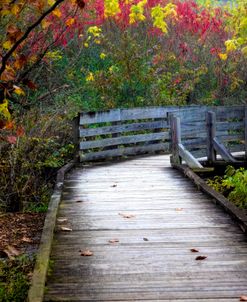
[{"left": 44, "top": 155, "right": 247, "bottom": 302}]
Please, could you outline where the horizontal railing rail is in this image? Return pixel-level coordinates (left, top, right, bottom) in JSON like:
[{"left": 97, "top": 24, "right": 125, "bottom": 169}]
[
  {"left": 169, "top": 105, "right": 247, "bottom": 169},
  {"left": 75, "top": 105, "right": 247, "bottom": 163}
]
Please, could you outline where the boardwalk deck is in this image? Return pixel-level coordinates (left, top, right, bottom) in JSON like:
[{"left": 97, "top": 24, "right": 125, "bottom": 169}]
[{"left": 45, "top": 155, "right": 247, "bottom": 302}]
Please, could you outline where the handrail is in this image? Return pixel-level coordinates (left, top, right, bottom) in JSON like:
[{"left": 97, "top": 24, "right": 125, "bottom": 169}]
[
  {"left": 170, "top": 114, "right": 203, "bottom": 169},
  {"left": 206, "top": 111, "right": 239, "bottom": 164}
]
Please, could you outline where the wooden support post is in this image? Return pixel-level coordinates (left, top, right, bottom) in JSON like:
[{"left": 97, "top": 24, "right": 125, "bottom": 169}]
[
  {"left": 245, "top": 106, "right": 247, "bottom": 160},
  {"left": 206, "top": 111, "right": 216, "bottom": 164},
  {"left": 73, "top": 114, "right": 80, "bottom": 162},
  {"left": 170, "top": 114, "right": 182, "bottom": 165}
]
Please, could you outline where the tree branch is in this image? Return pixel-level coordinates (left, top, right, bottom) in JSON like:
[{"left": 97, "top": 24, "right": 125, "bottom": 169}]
[{"left": 0, "top": 0, "right": 65, "bottom": 76}]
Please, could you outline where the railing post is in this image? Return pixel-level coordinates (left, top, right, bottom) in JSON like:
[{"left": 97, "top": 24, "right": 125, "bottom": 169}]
[
  {"left": 73, "top": 114, "right": 80, "bottom": 162},
  {"left": 170, "top": 114, "right": 182, "bottom": 165},
  {"left": 206, "top": 111, "right": 216, "bottom": 164}
]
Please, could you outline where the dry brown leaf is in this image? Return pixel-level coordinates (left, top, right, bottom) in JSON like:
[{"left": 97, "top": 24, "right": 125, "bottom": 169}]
[
  {"left": 190, "top": 248, "right": 199, "bottom": 253},
  {"left": 60, "top": 226, "right": 72, "bottom": 232},
  {"left": 108, "top": 239, "right": 119, "bottom": 244},
  {"left": 195, "top": 255, "right": 207, "bottom": 261},
  {"left": 4, "top": 245, "right": 22, "bottom": 259},
  {"left": 21, "top": 236, "right": 32, "bottom": 243},
  {"left": 240, "top": 296, "right": 247, "bottom": 301},
  {"left": 80, "top": 249, "right": 93, "bottom": 256},
  {"left": 175, "top": 208, "right": 183, "bottom": 211},
  {"left": 119, "top": 213, "right": 135, "bottom": 219}
]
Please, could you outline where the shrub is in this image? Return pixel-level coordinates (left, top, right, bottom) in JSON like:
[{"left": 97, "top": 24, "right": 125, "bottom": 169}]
[
  {"left": 207, "top": 166, "right": 247, "bottom": 208},
  {"left": 0, "top": 109, "right": 74, "bottom": 212}
]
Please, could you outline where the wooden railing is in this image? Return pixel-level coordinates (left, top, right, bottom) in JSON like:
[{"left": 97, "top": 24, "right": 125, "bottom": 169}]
[
  {"left": 170, "top": 105, "right": 247, "bottom": 168},
  {"left": 74, "top": 105, "right": 247, "bottom": 163}
]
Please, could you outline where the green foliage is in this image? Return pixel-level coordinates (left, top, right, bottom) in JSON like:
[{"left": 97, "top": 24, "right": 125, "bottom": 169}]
[
  {"left": 207, "top": 166, "right": 247, "bottom": 208},
  {"left": 0, "top": 109, "right": 74, "bottom": 212},
  {"left": 0, "top": 255, "right": 33, "bottom": 302}
]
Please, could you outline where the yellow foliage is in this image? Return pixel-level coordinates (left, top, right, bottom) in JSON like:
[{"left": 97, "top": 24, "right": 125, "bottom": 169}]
[
  {"left": 11, "top": 4, "right": 21, "bottom": 16},
  {"left": 100, "top": 53, "right": 106, "bottom": 59},
  {"left": 48, "top": 0, "right": 55, "bottom": 5},
  {"left": 0, "top": 99, "right": 11, "bottom": 121},
  {"left": 45, "top": 51, "right": 63, "bottom": 60},
  {"left": 87, "top": 26, "right": 102, "bottom": 37},
  {"left": 53, "top": 8, "right": 62, "bottom": 18},
  {"left": 86, "top": 72, "right": 95, "bottom": 82},
  {"left": 104, "top": 0, "right": 120, "bottom": 18},
  {"left": 151, "top": 3, "right": 177, "bottom": 34},
  {"left": 1, "top": 9, "right": 11, "bottom": 16},
  {"left": 13, "top": 85, "right": 25, "bottom": 96},
  {"left": 225, "top": 40, "right": 237, "bottom": 52},
  {"left": 219, "top": 53, "right": 227, "bottom": 60},
  {"left": 129, "top": 0, "right": 147, "bottom": 24},
  {"left": 66, "top": 17, "right": 75, "bottom": 27},
  {"left": 3, "top": 40, "right": 13, "bottom": 50},
  {"left": 41, "top": 19, "right": 52, "bottom": 29}
]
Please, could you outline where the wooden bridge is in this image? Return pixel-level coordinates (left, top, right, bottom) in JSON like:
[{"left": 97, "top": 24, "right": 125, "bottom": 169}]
[{"left": 29, "top": 106, "right": 247, "bottom": 302}]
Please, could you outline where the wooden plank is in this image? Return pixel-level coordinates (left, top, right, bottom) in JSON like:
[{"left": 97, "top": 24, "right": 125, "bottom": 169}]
[
  {"left": 206, "top": 111, "right": 216, "bottom": 163},
  {"left": 170, "top": 107, "right": 208, "bottom": 122},
  {"left": 80, "top": 109, "right": 121, "bottom": 125},
  {"left": 79, "top": 132, "right": 168, "bottom": 150},
  {"left": 80, "top": 107, "right": 173, "bottom": 125},
  {"left": 170, "top": 114, "right": 181, "bottom": 164},
  {"left": 178, "top": 143, "right": 203, "bottom": 168},
  {"left": 215, "top": 106, "right": 245, "bottom": 120},
  {"left": 213, "top": 138, "right": 238, "bottom": 163},
  {"left": 217, "top": 121, "right": 244, "bottom": 132},
  {"left": 183, "top": 137, "right": 206, "bottom": 148},
  {"left": 80, "top": 143, "right": 169, "bottom": 161},
  {"left": 218, "top": 134, "right": 244, "bottom": 142},
  {"left": 80, "top": 120, "right": 168, "bottom": 137},
  {"left": 45, "top": 155, "right": 247, "bottom": 302},
  {"left": 73, "top": 115, "right": 80, "bottom": 161},
  {"left": 79, "top": 106, "right": 216, "bottom": 125}
]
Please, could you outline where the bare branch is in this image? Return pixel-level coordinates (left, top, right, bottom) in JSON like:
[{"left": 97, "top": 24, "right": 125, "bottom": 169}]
[{"left": 0, "top": 0, "right": 65, "bottom": 76}]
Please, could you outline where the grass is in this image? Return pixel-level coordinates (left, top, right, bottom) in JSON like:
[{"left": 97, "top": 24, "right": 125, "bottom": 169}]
[{"left": 0, "top": 255, "right": 34, "bottom": 302}]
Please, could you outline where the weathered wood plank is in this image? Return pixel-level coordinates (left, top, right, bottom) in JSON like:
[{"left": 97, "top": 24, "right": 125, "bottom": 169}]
[
  {"left": 79, "top": 120, "right": 168, "bottom": 137},
  {"left": 207, "top": 111, "right": 216, "bottom": 163},
  {"left": 45, "top": 155, "right": 247, "bottom": 302},
  {"left": 80, "top": 143, "right": 169, "bottom": 161},
  {"left": 80, "top": 107, "right": 173, "bottom": 125},
  {"left": 79, "top": 132, "right": 168, "bottom": 150}
]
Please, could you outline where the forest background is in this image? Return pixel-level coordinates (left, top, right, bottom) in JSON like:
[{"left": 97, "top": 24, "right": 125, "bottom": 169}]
[{"left": 0, "top": 0, "right": 247, "bottom": 212}]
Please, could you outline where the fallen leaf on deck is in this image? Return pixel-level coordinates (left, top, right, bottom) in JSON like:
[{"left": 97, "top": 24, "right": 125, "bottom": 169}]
[
  {"left": 60, "top": 226, "right": 72, "bottom": 232},
  {"left": 76, "top": 200, "right": 83, "bottom": 203},
  {"left": 4, "top": 245, "right": 22, "bottom": 259},
  {"left": 111, "top": 184, "right": 117, "bottom": 187},
  {"left": 143, "top": 238, "right": 149, "bottom": 241},
  {"left": 175, "top": 208, "right": 183, "bottom": 211},
  {"left": 80, "top": 249, "right": 93, "bottom": 256},
  {"left": 108, "top": 239, "right": 119, "bottom": 244},
  {"left": 119, "top": 213, "right": 135, "bottom": 219},
  {"left": 21, "top": 236, "right": 32, "bottom": 243},
  {"left": 240, "top": 296, "right": 247, "bottom": 301},
  {"left": 190, "top": 248, "right": 199, "bottom": 253},
  {"left": 195, "top": 255, "right": 207, "bottom": 261},
  {"left": 57, "top": 218, "right": 68, "bottom": 223}
]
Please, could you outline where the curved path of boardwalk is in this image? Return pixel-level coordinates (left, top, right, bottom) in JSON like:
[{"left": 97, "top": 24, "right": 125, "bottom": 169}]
[{"left": 45, "top": 155, "right": 247, "bottom": 302}]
